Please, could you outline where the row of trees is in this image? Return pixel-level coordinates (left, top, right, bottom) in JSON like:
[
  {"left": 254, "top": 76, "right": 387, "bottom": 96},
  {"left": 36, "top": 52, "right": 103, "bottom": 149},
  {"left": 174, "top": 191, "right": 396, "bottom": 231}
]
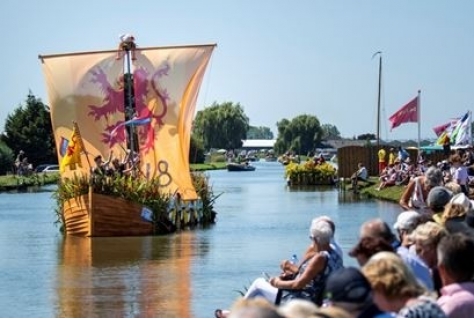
[{"left": 1, "top": 93, "right": 345, "bottom": 174}]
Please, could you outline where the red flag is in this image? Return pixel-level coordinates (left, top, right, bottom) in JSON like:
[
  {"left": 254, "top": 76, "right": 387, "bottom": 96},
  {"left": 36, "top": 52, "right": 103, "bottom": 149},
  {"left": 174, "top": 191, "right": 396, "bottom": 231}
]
[{"left": 389, "top": 96, "right": 418, "bottom": 131}]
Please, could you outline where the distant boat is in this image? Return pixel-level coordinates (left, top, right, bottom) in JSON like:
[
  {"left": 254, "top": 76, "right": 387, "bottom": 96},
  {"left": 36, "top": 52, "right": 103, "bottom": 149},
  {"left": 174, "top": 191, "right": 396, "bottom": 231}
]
[{"left": 227, "top": 162, "right": 256, "bottom": 172}]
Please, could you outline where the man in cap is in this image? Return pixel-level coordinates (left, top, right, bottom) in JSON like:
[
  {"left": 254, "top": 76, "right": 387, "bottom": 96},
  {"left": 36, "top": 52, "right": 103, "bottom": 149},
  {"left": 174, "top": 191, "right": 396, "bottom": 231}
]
[{"left": 427, "top": 186, "right": 453, "bottom": 221}]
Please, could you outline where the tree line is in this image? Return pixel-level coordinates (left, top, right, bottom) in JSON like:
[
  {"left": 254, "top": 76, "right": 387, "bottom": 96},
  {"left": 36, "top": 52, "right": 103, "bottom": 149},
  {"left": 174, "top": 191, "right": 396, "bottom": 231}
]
[{"left": 1, "top": 93, "right": 347, "bottom": 174}]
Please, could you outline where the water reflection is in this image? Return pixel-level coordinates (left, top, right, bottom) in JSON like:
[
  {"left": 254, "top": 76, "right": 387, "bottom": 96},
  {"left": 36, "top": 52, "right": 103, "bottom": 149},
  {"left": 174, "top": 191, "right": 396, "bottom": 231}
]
[{"left": 56, "top": 233, "right": 198, "bottom": 317}]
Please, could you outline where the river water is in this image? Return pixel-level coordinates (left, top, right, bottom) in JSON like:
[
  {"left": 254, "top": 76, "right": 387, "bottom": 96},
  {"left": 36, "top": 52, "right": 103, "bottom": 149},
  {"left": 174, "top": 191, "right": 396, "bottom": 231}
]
[{"left": 0, "top": 161, "right": 403, "bottom": 318}]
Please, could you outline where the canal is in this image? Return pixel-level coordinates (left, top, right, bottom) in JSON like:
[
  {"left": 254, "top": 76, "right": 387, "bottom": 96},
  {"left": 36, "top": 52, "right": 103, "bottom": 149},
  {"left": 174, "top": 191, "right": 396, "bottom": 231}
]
[{"left": 0, "top": 161, "right": 403, "bottom": 317}]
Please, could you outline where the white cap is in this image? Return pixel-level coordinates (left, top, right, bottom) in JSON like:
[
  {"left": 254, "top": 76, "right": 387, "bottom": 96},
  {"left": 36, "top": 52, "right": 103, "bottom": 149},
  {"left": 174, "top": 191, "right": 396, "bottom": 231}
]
[{"left": 394, "top": 210, "right": 421, "bottom": 231}]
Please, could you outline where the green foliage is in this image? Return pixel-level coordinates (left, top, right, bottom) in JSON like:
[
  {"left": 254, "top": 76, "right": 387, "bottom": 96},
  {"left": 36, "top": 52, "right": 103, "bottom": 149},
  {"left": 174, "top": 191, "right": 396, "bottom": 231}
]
[
  {"left": 247, "top": 125, "right": 274, "bottom": 139},
  {"left": 3, "top": 92, "right": 56, "bottom": 166},
  {"left": 357, "top": 133, "right": 376, "bottom": 140},
  {"left": 274, "top": 114, "right": 323, "bottom": 155},
  {"left": 321, "top": 123, "right": 341, "bottom": 140},
  {"left": 0, "top": 140, "right": 14, "bottom": 175},
  {"left": 193, "top": 101, "right": 249, "bottom": 150},
  {"left": 190, "top": 134, "right": 205, "bottom": 163}
]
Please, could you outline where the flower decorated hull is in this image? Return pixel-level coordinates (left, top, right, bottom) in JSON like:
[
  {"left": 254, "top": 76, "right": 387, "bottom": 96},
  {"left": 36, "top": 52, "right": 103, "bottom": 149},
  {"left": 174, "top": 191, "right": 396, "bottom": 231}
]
[{"left": 285, "top": 162, "right": 337, "bottom": 186}]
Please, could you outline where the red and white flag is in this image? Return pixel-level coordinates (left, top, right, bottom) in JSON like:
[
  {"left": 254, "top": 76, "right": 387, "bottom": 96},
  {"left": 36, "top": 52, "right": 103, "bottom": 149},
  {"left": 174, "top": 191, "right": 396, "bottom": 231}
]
[{"left": 388, "top": 96, "right": 419, "bottom": 131}]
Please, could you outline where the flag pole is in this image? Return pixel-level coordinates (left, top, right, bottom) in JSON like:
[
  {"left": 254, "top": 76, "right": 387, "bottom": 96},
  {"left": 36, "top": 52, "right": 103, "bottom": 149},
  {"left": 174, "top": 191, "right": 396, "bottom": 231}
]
[{"left": 73, "top": 121, "right": 92, "bottom": 171}]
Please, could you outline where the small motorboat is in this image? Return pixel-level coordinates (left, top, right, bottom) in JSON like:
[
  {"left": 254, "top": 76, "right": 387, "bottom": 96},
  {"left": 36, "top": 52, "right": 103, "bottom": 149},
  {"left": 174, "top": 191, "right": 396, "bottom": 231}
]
[{"left": 226, "top": 162, "right": 256, "bottom": 172}]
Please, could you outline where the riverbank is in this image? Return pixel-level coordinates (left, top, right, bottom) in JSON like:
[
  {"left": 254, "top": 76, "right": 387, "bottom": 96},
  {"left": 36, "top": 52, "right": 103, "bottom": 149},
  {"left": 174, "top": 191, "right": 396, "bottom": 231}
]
[
  {"left": 341, "top": 176, "right": 405, "bottom": 205},
  {"left": 0, "top": 162, "right": 228, "bottom": 191}
]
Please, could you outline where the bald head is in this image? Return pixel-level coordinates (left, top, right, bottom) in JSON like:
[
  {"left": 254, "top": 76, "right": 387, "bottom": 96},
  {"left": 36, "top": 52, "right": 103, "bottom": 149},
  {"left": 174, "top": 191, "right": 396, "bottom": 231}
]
[{"left": 360, "top": 218, "right": 395, "bottom": 243}]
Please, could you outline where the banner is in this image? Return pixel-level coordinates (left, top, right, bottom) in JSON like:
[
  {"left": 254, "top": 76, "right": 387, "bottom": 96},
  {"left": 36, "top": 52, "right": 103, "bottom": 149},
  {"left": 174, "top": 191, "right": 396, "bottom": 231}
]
[
  {"left": 389, "top": 96, "right": 418, "bottom": 131},
  {"left": 450, "top": 111, "right": 471, "bottom": 146},
  {"left": 60, "top": 123, "right": 83, "bottom": 173}
]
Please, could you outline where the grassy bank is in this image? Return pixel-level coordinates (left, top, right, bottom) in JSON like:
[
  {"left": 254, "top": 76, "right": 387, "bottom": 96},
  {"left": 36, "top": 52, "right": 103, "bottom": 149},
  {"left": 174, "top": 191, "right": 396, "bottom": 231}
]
[
  {"left": 0, "top": 163, "right": 227, "bottom": 190},
  {"left": 343, "top": 176, "right": 405, "bottom": 204},
  {"left": 0, "top": 173, "right": 60, "bottom": 191}
]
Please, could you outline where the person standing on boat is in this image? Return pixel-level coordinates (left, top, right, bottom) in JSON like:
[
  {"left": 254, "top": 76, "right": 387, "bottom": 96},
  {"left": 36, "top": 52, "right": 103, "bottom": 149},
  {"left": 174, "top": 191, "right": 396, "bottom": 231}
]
[
  {"left": 378, "top": 147, "right": 387, "bottom": 176},
  {"left": 92, "top": 152, "right": 112, "bottom": 175}
]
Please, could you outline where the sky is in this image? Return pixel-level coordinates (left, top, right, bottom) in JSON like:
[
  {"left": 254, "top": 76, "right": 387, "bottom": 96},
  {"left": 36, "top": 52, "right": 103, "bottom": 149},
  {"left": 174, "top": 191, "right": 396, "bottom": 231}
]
[{"left": 1, "top": 0, "right": 474, "bottom": 141}]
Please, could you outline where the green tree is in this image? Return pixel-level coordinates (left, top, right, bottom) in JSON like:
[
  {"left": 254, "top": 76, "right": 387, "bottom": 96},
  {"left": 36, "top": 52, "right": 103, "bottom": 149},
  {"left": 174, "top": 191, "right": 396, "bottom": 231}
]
[
  {"left": 274, "top": 114, "right": 323, "bottom": 155},
  {"left": 193, "top": 101, "right": 249, "bottom": 150},
  {"left": 321, "top": 124, "right": 341, "bottom": 140},
  {"left": 3, "top": 92, "right": 56, "bottom": 167},
  {"left": 189, "top": 134, "right": 205, "bottom": 164},
  {"left": 357, "top": 133, "right": 376, "bottom": 140},
  {"left": 0, "top": 139, "right": 14, "bottom": 175},
  {"left": 247, "top": 126, "right": 274, "bottom": 139}
]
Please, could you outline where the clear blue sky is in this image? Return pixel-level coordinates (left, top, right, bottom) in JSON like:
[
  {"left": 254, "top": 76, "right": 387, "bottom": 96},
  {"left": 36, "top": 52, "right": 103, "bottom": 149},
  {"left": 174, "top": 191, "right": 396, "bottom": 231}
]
[{"left": 1, "top": 0, "right": 473, "bottom": 141}]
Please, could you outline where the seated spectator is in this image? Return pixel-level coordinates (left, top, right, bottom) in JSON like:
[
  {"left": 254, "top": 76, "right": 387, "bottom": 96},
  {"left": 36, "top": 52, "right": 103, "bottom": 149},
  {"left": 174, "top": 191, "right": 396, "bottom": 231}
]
[
  {"left": 376, "top": 164, "right": 399, "bottom": 191},
  {"left": 413, "top": 222, "right": 448, "bottom": 295},
  {"left": 427, "top": 186, "right": 453, "bottom": 221},
  {"left": 437, "top": 233, "right": 474, "bottom": 317},
  {"left": 362, "top": 252, "right": 446, "bottom": 317},
  {"left": 349, "top": 236, "right": 395, "bottom": 266},
  {"left": 351, "top": 162, "right": 368, "bottom": 192},
  {"left": 323, "top": 267, "right": 394, "bottom": 318},
  {"left": 399, "top": 167, "right": 444, "bottom": 211},
  {"left": 441, "top": 196, "right": 470, "bottom": 234},
  {"left": 214, "top": 218, "right": 343, "bottom": 317},
  {"left": 393, "top": 210, "right": 434, "bottom": 291}
]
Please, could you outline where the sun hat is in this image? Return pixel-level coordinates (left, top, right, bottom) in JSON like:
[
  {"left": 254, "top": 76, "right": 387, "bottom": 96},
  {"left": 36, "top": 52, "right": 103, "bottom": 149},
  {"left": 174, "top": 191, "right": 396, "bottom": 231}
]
[
  {"left": 324, "top": 267, "right": 371, "bottom": 304},
  {"left": 427, "top": 186, "right": 453, "bottom": 211},
  {"left": 393, "top": 210, "right": 421, "bottom": 231},
  {"left": 450, "top": 193, "right": 472, "bottom": 211}
]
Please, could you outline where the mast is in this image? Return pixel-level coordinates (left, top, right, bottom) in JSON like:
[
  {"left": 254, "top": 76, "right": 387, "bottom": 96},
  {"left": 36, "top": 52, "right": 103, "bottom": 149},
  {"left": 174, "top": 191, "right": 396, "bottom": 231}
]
[
  {"left": 373, "top": 51, "right": 382, "bottom": 148},
  {"left": 119, "top": 35, "right": 138, "bottom": 172}
]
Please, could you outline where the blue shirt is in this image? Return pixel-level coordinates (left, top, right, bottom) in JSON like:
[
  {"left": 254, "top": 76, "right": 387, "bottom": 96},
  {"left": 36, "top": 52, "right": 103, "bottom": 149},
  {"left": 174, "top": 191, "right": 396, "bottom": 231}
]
[{"left": 397, "top": 246, "right": 434, "bottom": 291}]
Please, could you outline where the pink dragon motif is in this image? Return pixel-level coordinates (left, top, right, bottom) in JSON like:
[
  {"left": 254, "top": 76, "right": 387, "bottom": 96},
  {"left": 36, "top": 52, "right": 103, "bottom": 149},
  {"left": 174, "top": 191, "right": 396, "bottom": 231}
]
[
  {"left": 86, "top": 61, "right": 171, "bottom": 153},
  {"left": 87, "top": 68, "right": 125, "bottom": 121}
]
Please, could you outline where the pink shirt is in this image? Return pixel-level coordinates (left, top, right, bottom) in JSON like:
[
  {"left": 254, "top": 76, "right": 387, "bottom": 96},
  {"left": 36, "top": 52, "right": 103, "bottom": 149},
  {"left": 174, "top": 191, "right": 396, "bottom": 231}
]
[{"left": 437, "top": 282, "right": 474, "bottom": 317}]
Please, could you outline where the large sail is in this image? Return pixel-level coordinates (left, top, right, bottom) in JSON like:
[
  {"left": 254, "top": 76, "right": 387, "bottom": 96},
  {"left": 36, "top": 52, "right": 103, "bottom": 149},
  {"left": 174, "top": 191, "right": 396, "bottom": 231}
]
[{"left": 40, "top": 43, "right": 215, "bottom": 200}]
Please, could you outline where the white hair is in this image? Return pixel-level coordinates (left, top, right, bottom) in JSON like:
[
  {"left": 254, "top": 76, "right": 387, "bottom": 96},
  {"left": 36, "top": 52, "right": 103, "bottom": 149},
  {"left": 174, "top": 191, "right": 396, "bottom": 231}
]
[{"left": 309, "top": 218, "right": 333, "bottom": 245}]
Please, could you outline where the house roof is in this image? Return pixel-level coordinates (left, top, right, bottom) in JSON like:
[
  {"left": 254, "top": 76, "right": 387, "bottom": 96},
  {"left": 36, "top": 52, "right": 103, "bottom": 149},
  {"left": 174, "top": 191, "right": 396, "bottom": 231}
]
[{"left": 242, "top": 139, "right": 276, "bottom": 148}]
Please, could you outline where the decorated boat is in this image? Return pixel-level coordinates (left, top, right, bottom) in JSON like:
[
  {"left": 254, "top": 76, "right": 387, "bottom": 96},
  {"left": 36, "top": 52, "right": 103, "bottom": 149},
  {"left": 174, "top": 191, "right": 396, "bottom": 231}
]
[
  {"left": 39, "top": 35, "right": 217, "bottom": 237},
  {"left": 226, "top": 162, "right": 256, "bottom": 172}
]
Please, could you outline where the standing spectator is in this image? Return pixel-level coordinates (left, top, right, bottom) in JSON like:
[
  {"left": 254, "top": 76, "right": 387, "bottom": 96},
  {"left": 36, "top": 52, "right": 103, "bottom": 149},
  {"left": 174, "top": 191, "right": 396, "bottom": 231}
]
[
  {"left": 15, "top": 150, "right": 25, "bottom": 175},
  {"left": 378, "top": 147, "right": 387, "bottom": 176},
  {"left": 441, "top": 134, "right": 451, "bottom": 158},
  {"left": 450, "top": 154, "right": 469, "bottom": 196},
  {"left": 436, "top": 233, "right": 474, "bottom": 317},
  {"left": 388, "top": 147, "right": 396, "bottom": 166}
]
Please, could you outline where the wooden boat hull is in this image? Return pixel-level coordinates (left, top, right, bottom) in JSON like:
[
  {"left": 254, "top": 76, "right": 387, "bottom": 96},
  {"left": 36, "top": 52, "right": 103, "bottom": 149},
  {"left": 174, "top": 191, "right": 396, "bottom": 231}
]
[
  {"left": 227, "top": 163, "right": 256, "bottom": 172},
  {"left": 63, "top": 193, "right": 153, "bottom": 237}
]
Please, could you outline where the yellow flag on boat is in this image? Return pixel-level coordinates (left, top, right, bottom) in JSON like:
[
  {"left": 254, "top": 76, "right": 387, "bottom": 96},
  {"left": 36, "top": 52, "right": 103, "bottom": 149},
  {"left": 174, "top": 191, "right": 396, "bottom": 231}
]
[
  {"left": 60, "top": 123, "right": 83, "bottom": 173},
  {"left": 40, "top": 43, "right": 215, "bottom": 200}
]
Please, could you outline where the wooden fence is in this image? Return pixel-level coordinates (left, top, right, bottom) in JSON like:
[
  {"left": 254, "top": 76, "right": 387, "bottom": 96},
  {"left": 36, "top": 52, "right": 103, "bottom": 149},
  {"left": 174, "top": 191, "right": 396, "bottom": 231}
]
[{"left": 337, "top": 145, "right": 447, "bottom": 178}]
